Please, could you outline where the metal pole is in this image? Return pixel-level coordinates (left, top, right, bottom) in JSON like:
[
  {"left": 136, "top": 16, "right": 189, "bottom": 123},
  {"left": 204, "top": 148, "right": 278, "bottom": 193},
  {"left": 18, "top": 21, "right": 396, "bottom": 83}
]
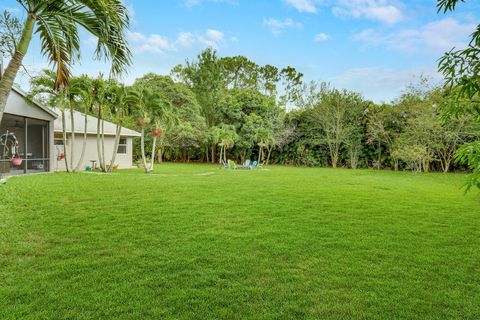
[
  {"left": 24, "top": 118, "right": 27, "bottom": 174},
  {"left": 0, "top": 52, "right": 3, "bottom": 80}
]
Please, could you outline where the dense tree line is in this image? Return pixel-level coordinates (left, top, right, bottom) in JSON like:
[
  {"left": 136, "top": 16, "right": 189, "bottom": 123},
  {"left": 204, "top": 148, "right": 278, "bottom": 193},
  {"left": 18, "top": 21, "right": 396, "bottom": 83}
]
[
  {"left": 1, "top": 0, "right": 479, "bottom": 190},
  {"left": 30, "top": 48, "right": 479, "bottom": 175},
  {"left": 132, "top": 50, "right": 479, "bottom": 174}
]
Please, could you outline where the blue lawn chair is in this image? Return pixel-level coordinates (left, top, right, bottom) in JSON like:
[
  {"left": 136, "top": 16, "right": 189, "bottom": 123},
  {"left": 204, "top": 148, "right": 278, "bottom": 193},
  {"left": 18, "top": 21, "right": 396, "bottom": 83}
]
[
  {"left": 250, "top": 161, "right": 258, "bottom": 170},
  {"left": 220, "top": 159, "right": 229, "bottom": 169}
]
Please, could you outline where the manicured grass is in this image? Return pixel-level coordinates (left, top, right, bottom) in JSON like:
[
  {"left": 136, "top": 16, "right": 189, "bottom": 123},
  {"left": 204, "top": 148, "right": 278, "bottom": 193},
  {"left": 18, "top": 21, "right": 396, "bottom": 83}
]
[{"left": 1, "top": 164, "right": 479, "bottom": 319}]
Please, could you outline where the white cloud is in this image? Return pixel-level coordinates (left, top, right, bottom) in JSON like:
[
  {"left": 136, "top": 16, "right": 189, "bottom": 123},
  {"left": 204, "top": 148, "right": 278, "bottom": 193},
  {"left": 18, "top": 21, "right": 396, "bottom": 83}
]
[
  {"left": 284, "top": 0, "right": 317, "bottom": 13},
  {"left": 185, "top": 0, "right": 201, "bottom": 7},
  {"left": 82, "top": 36, "right": 98, "bottom": 47},
  {"left": 128, "top": 32, "right": 175, "bottom": 54},
  {"left": 206, "top": 29, "right": 225, "bottom": 42},
  {"left": 264, "top": 18, "right": 302, "bottom": 35},
  {"left": 176, "top": 29, "right": 226, "bottom": 49},
  {"left": 3, "top": 7, "right": 20, "bottom": 14},
  {"left": 124, "top": 2, "right": 137, "bottom": 26},
  {"left": 185, "top": 0, "right": 237, "bottom": 8},
  {"left": 333, "top": 0, "right": 404, "bottom": 25},
  {"left": 330, "top": 65, "right": 442, "bottom": 103},
  {"left": 128, "top": 28, "right": 228, "bottom": 54},
  {"left": 176, "top": 32, "right": 196, "bottom": 47},
  {"left": 314, "top": 32, "right": 330, "bottom": 42},
  {"left": 353, "top": 18, "right": 476, "bottom": 54},
  {"left": 196, "top": 29, "right": 225, "bottom": 48}
]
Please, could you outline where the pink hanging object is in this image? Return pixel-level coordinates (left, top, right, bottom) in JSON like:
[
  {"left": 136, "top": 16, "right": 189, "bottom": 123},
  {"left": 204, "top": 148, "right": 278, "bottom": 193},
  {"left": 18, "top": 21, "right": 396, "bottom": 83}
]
[{"left": 12, "top": 157, "right": 23, "bottom": 166}]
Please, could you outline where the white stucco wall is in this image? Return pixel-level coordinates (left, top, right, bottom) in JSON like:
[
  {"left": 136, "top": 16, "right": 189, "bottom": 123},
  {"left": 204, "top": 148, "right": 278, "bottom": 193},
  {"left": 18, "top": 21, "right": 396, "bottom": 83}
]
[{"left": 54, "top": 134, "right": 134, "bottom": 171}]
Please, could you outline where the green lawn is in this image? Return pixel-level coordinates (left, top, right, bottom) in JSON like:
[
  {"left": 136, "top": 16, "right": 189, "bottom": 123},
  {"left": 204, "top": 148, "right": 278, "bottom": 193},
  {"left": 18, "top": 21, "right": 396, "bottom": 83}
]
[{"left": 1, "top": 164, "right": 479, "bottom": 319}]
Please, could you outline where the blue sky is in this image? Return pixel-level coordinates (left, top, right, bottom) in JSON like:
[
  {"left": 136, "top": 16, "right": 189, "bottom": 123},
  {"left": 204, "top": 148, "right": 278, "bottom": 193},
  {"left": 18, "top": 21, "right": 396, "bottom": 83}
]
[{"left": 2, "top": 0, "right": 480, "bottom": 102}]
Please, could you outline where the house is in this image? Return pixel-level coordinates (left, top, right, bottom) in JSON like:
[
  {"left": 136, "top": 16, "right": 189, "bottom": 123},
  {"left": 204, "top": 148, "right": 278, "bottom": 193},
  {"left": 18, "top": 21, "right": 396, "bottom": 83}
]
[
  {"left": 0, "top": 87, "right": 56, "bottom": 176},
  {"left": 53, "top": 109, "right": 140, "bottom": 171},
  {"left": 0, "top": 86, "right": 140, "bottom": 176}
]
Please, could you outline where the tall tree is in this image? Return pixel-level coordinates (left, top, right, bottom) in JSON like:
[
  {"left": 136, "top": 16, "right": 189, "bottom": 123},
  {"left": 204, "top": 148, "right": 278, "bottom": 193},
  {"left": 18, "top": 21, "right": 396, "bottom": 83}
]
[
  {"left": 220, "top": 56, "right": 259, "bottom": 89},
  {"left": 71, "top": 75, "right": 95, "bottom": 172},
  {"left": 106, "top": 83, "right": 131, "bottom": 172},
  {"left": 133, "top": 74, "right": 205, "bottom": 163},
  {"left": 214, "top": 125, "right": 238, "bottom": 163},
  {"left": 438, "top": 0, "right": 480, "bottom": 103},
  {"left": 310, "top": 84, "right": 365, "bottom": 168},
  {"left": 29, "top": 70, "right": 76, "bottom": 172},
  {"left": 130, "top": 84, "right": 172, "bottom": 174},
  {"left": 172, "top": 48, "right": 225, "bottom": 162},
  {"left": 437, "top": 0, "right": 480, "bottom": 189}
]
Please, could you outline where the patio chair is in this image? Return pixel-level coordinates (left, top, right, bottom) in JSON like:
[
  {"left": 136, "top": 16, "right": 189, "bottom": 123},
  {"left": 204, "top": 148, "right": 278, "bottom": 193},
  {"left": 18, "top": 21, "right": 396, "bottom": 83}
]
[
  {"left": 242, "top": 159, "right": 251, "bottom": 169},
  {"left": 220, "top": 159, "right": 229, "bottom": 169},
  {"left": 228, "top": 159, "right": 237, "bottom": 170},
  {"left": 250, "top": 161, "right": 257, "bottom": 170}
]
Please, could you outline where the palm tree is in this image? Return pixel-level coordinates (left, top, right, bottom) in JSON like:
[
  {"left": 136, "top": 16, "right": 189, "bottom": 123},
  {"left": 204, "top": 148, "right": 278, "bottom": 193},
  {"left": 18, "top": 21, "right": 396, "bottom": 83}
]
[
  {"left": 0, "top": 0, "right": 131, "bottom": 126},
  {"left": 130, "top": 85, "right": 174, "bottom": 174},
  {"left": 106, "top": 83, "right": 132, "bottom": 172},
  {"left": 130, "top": 86, "right": 154, "bottom": 172},
  {"left": 254, "top": 127, "right": 271, "bottom": 165},
  {"left": 29, "top": 70, "right": 72, "bottom": 171},
  {"left": 90, "top": 76, "right": 109, "bottom": 171},
  {"left": 149, "top": 107, "right": 176, "bottom": 172},
  {"left": 72, "top": 75, "right": 95, "bottom": 172},
  {"left": 29, "top": 71, "right": 93, "bottom": 172},
  {"left": 216, "top": 125, "right": 238, "bottom": 163}
]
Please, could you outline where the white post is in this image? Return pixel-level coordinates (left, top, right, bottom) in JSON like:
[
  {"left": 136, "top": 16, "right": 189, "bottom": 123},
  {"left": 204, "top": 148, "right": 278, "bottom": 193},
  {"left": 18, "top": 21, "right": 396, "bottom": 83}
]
[{"left": 0, "top": 52, "right": 4, "bottom": 79}]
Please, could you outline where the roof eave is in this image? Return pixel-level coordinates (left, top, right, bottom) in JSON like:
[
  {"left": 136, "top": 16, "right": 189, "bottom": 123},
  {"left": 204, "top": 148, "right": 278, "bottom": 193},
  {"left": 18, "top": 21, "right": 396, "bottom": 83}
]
[{"left": 11, "top": 86, "right": 58, "bottom": 119}]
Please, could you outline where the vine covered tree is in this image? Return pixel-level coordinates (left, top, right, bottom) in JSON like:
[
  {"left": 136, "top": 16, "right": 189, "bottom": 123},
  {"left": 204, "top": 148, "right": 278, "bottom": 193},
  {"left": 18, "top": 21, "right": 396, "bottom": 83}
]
[{"left": 437, "top": 0, "right": 480, "bottom": 190}]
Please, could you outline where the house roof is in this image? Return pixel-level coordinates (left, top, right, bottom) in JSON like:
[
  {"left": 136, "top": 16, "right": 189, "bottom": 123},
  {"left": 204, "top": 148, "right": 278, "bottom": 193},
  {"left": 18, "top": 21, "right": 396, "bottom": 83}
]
[
  {"left": 11, "top": 86, "right": 58, "bottom": 118},
  {"left": 8, "top": 85, "right": 139, "bottom": 137},
  {"left": 52, "top": 107, "right": 141, "bottom": 137}
]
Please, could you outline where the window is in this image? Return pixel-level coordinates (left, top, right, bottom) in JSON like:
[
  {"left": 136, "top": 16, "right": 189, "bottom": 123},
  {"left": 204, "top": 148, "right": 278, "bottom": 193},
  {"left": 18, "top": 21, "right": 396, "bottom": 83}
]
[
  {"left": 54, "top": 133, "right": 67, "bottom": 146},
  {"left": 117, "top": 137, "right": 127, "bottom": 154}
]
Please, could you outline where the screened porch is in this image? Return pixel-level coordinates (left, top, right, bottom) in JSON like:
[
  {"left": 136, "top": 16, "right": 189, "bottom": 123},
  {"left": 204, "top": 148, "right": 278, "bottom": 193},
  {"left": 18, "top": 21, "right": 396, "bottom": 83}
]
[{"left": 0, "top": 113, "right": 50, "bottom": 176}]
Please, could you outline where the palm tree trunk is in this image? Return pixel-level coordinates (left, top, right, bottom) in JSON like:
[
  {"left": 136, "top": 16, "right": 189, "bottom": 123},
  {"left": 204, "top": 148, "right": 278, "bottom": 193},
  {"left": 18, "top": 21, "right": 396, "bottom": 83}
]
[
  {"left": 266, "top": 146, "right": 273, "bottom": 165},
  {"left": 61, "top": 108, "right": 70, "bottom": 173},
  {"left": 149, "top": 136, "right": 157, "bottom": 173},
  {"left": 109, "top": 123, "right": 122, "bottom": 172},
  {"left": 219, "top": 144, "right": 223, "bottom": 164},
  {"left": 101, "top": 119, "right": 106, "bottom": 172},
  {"left": 240, "top": 151, "right": 246, "bottom": 164},
  {"left": 96, "top": 107, "right": 104, "bottom": 171},
  {"left": 0, "top": 15, "right": 35, "bottom": 125},
  {"left": 74, "top": 111, "right": 88, "bottom": 172},
  {"left": 69, "top": 102, "right": 76, "bottom": 172},
  {"left": 140, "top": 127, "right": 148, "bottom": 173},
  {"left": 211, "top": 144, "right": 215, "bottom": 164}
]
